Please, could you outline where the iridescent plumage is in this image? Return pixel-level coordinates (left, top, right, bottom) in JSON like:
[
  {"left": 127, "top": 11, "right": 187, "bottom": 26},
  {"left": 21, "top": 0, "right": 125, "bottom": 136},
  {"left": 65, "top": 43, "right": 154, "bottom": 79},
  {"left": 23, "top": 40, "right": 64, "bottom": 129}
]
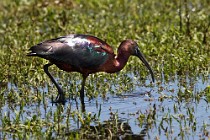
[
  {"left": 28, "top": 34, "right": 154, "bottom": 110},
  {"left": 29, "top": 34, "right": 113, "bottom": 73}
]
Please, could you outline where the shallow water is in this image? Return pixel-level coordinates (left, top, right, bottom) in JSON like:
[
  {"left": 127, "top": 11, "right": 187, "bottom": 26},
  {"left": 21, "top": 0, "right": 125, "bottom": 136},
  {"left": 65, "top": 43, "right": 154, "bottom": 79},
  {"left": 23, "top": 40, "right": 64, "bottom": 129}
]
[
  {"left": 0, "top": 74, "right": 209, "bottom": 139},
  {"left": 77, "top": 74, "right": 210, "bottom": 139}
]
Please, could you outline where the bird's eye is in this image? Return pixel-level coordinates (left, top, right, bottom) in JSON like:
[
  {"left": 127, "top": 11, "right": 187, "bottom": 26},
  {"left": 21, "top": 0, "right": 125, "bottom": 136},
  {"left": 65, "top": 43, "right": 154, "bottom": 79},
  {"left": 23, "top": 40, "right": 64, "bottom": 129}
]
[{"left": 135, "top": 47, "right": 139, "bottom": 54}]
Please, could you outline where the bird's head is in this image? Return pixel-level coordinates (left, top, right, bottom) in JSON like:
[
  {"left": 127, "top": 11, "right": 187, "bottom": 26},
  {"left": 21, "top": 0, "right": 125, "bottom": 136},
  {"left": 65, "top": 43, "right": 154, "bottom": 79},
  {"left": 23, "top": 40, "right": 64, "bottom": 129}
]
[{"left": 121, "top": 39, "right": 155, "bottom": 82}]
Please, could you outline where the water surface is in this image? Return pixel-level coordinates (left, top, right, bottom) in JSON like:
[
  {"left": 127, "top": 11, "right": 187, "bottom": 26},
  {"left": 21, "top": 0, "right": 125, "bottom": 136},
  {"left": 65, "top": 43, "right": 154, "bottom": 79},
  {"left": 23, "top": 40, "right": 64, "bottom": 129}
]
[{"left": 0, "top": 74, "right": 209, "bottom": 139}]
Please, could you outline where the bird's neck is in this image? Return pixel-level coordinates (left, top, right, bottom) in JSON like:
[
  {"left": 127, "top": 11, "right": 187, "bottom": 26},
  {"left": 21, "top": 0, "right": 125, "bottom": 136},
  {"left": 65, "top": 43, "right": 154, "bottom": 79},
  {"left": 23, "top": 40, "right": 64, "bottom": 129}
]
[
  {"left": 113, "top": 50, "right": 130, "bottom": 72},
  {"left": 102, "top": 44, "right": 131, "bottom": 73}
]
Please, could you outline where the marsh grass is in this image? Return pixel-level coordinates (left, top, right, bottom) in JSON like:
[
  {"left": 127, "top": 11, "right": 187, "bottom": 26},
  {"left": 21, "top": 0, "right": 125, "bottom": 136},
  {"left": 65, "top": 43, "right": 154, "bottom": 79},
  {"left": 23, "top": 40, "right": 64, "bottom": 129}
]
[{"left": 0, "top": 0, "right": 209, "bottom": 139}]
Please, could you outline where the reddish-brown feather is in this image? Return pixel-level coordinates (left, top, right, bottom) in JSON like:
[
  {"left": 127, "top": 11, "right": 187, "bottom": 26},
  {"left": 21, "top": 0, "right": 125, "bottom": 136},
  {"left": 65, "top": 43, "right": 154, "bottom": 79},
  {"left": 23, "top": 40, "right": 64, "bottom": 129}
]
[
  {"left": 87, "top": 36, "right": 115, "bottom": 55},
  {"left": 27, "top": 34, "right": 154, "bottom": 106}
]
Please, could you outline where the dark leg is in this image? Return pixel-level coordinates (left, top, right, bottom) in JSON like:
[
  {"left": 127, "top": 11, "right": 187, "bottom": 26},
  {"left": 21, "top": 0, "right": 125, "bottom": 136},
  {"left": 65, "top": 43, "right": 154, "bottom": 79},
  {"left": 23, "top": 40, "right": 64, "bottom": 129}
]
[
  {"left": 80, "top": 74, "right": 88, "bottom": 111},
  {"left": 44, "top": 63, "right": 66, "bottom": 104}
]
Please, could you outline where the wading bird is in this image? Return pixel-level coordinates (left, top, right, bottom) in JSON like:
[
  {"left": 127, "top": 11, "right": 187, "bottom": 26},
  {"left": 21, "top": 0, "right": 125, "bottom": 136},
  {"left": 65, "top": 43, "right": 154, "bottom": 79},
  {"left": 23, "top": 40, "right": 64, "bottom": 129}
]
[{"left": 28, "top": 34, "right": 154, "bottom": 106}]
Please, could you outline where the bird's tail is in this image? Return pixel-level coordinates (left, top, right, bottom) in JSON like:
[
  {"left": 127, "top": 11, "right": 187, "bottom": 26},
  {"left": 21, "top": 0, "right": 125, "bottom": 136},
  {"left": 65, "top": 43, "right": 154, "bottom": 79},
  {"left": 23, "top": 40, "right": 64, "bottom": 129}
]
[{"left": 27, "top": 44, "right": 53, "bottom": 57}]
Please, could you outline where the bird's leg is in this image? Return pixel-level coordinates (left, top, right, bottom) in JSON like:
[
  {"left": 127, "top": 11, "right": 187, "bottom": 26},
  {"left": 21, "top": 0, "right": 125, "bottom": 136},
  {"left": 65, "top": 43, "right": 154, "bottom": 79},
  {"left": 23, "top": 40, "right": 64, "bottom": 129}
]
[
  {"left": 44, "top": 63, "right": 66, "bottom": 104},
  {"left": 80, "top": 74, "right": 88, "bottom": 111}
]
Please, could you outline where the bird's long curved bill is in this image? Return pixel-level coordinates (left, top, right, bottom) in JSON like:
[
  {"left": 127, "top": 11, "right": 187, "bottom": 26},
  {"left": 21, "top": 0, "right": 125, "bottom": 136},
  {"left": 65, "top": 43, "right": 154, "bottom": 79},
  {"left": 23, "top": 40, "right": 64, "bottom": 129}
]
[{"left": 137, "top": 51, "right": 155, "bottom": 82}]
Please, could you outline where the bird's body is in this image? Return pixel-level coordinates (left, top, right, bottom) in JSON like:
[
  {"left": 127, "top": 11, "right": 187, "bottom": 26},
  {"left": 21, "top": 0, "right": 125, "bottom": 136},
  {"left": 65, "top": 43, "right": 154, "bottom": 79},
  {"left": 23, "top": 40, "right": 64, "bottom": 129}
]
[{"left": 28, "top": 34, "right": 154, "bottom": 108}]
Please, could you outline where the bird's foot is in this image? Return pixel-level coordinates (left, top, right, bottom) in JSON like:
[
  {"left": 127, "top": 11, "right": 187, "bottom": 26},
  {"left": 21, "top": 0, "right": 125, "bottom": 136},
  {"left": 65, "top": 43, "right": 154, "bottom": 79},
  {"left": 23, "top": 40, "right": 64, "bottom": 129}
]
[{"left": 51, "top": 93, "right": 66, "bottom": 105}]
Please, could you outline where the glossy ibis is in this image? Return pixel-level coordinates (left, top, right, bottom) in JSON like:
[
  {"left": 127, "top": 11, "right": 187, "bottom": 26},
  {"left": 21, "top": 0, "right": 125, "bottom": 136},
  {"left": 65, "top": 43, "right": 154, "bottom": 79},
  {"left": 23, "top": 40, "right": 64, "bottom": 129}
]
[{"left": 28, "top": 34, "right": 154, "bottom": 105}]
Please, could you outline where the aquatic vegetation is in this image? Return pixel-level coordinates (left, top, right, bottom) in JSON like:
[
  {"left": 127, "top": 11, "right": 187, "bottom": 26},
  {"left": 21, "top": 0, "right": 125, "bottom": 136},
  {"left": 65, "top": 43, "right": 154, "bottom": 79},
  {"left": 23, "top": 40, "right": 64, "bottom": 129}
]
[{"left": 0, "top": 0, "right": 209, "bottom": 139}]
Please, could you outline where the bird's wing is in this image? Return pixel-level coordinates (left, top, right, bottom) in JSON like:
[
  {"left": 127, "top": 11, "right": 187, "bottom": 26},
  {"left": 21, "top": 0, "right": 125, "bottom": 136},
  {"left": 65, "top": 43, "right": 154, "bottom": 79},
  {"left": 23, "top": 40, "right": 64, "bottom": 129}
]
[{"left": 32, "top": 34, "right": 115, "bottom": 69}]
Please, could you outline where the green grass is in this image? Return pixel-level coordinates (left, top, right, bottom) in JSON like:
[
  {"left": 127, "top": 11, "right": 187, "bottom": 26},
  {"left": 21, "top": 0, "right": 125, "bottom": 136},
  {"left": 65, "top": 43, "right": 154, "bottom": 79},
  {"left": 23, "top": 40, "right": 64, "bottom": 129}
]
[{"left": 0, "top": 0, "right": 209, "bottom": 139}]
